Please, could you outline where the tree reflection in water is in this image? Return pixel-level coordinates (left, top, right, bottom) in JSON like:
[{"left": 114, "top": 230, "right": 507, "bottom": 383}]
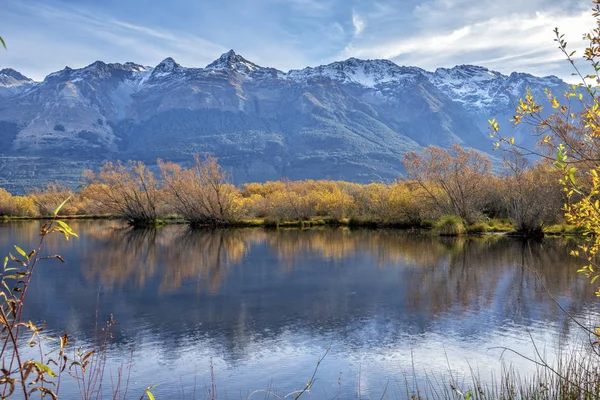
[
  {"left": 83, "top": 224, "right": 264, "bottom": 294},
  {"left": 78, "top": 225, "right": 592, "bottom": 316},
  {"left": 2, "top": 221, "right": 598, "bottom": 398}
]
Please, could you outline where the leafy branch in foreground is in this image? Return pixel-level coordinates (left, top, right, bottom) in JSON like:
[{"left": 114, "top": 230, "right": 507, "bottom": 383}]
[
  {"left": 0, "top": 197, "right": 77, "bottom": 398},
  {"left": 488, "top": 0, "right": 600, "bottom": 294}
]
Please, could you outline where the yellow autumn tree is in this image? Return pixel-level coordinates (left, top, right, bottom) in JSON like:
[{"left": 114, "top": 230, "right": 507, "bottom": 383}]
[
  {"left": 83, "top": 161, "right": 165, "bottom": 227},
  {"left": 159, "top": 154, "right": 243, "bottom": 227},
  {"left": 403, "top": 145, "right": 492, "bottom": 224},
  {"left": 0, "top": 187, "right": 12, "bottom": 215},
  {"left": 489, "top": 0, "right": 600, "bottom": 293}
]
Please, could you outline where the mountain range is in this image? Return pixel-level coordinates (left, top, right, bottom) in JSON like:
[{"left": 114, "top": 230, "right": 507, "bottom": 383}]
[{"left": 0, "top": 50, "right": 571, "bottom": 193}]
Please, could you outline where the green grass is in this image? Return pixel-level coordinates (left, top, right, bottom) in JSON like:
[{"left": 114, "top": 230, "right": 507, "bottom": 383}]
[
  {"left": 437, "top": 215, "right": 465, "bottom": 236},
  {"left": 466, "top": 221, "right": 488, "bottom": 234},
  {"left": 486, "top": 218, "right": 514, "bottom": 233},
  {"left": 544, "top": 223, "right": 587, "bottom": 236},
  {"left": 1, "top": 213, "right": 587, "bottom": 237}
]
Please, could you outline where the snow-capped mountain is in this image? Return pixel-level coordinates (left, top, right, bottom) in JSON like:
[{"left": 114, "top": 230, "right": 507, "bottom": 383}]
[
  {"left": 287, "top": 58, "right": 425, "bottom": 87},
  {"left": 0, "top": 68, "right": 35, "bottom": 98},
  {"left": 0, "top": 68, "right": 33, "bottom": 87},
  {"left": 0, "top": 50, "right": 574, "bottom": 193},
  {"left": 206, "top": 50, "right": 267, "bottom": 73},
  {"left": 427, "top": 65, "right": 565, "bottom": 113}
]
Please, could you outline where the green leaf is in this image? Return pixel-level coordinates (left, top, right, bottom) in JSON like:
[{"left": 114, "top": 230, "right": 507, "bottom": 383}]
[
  {"left": 14, "top": 246, "right": 27, "bottom": 260},
  {"left": 53, "top": 196, "right": 72, "bottom": 216},
  {"left": 33, "top": 362, "right": 57, "bottom": 377},
  {"left": 592, "top": 275, "right": 599, "bottom": 284},
  {"left": 54, "top": 227, "right": 70, "bottom": 241},
  {"left": 56, "top": 220, "right": 78, "bottom": 238},
  {"left": 0, "top": 37, "right": 6, "bottom": 50}
]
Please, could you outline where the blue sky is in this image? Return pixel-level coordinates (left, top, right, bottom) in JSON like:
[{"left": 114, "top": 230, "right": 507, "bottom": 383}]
[{"left": 2, "top": 0, "right": 596, "bottom": 81}]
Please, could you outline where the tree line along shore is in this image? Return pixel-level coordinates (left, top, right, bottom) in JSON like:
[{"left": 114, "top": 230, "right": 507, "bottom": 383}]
[{"left": 0, "top": 146, "right": 575, "bottom": 237}]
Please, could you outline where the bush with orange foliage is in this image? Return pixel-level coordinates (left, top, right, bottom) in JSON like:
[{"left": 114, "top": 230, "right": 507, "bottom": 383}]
[
  {"left": 312, "top": 181, "right": 356, "bottom": 220},
  {"left": 0, "top": 188, "right": 38, "bottom": 217},
  {"left": 0, "top": 188, "right": 12, "bottom": 216},
  {"left": 352, "top": 181, "right": 433, "bottom": 225},
  {"left": 404, "top": 145, "right": 493, "bottom": 224},
  {"left": 264, "top": 179, "right": 319, "bottom": 221},
  {"left": 10, "top": 196, "right": 37, "bottom": 216},
  {"left": 83, "top": 161, "right": 165, "bottom": 227},
  {"left": 160, "top": 154, "right": 243, "bottom": 227},
  {"left": 28, "top": 183, "right": 77, "bottom": 216},
  {"left": 501, "top": 156, "right": 564, "bottom": 236},
  {"left": 0, "top": 145, "right": 568, "bottom": 229}
]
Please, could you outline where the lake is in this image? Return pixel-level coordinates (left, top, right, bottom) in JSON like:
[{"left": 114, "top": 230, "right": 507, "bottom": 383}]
[{"left": 0, "top": 220, "right": 598, "bottom": 399}]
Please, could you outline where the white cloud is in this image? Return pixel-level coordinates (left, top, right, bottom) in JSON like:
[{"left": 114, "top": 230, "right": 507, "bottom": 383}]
[
  {"left": 333, "top": 22, "right": 345, "bottom": 34},
  {"left": 2, "top": 0, "right": 597, "bottom": 81},
  {"left": 2, "top": 1, "right": 227, "bottom": 79},
  {"left": 352, "top": 11, "right": 365, "bottom": 36},
  {"left": 341, "top": 9, "right": 595, "bottom": 78}
]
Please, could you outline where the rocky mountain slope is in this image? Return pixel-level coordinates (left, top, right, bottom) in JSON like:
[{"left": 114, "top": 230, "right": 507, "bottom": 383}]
[{"left": 0, "top": 51, "right": 572, "bottom": 193}]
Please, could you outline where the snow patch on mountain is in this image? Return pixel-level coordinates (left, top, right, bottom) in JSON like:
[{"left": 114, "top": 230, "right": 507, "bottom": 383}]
[
  {"left": 426, "top": 65, "right": 510, "bottom": 111},
  {"left": 152, "top": 57, "right": 181, "bottom": 76},
  {"left": 0, "top": 68, "right": 33, "bottom": 87},
  {"left": 287, "top": 58, "right": 425, "bottom": 87},
  {"left": 206, "top": 50, "right": 265, "bottom": 73},
  {"left": 1, "top": 51, "right": 571, "bottom": 119}
]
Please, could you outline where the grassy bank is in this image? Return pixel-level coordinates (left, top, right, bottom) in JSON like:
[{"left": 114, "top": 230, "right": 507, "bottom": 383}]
[{"left": 0, "top": 214, "right": 588, "bottom": 237}]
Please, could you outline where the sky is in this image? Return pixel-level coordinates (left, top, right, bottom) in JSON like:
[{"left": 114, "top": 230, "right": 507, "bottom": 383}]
[{"left": 1, "top": 0, "right": 597, "bottom": 81}]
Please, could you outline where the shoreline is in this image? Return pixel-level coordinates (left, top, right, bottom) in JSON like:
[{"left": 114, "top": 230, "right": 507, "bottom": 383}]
[{"left": 0, "top": 215, "right": 587, "bottom": 237}]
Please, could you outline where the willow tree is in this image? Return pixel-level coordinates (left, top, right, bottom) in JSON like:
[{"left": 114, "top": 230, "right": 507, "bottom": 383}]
[
  {"left": 83, "top": 161, "right": 164, "bottom": 227},
  {"left": 159, "top": 155, "right": 242, "bottom": 227},
  {"left": 501, "top": 156, "right": 564, "bottom": 236},
  {"left": 403, "top": 144, "right": 492, "bottom": 224}
]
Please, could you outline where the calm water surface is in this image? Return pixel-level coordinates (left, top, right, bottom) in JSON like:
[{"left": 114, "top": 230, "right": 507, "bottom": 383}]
[{"left": 0, "top": 220, "right": 598, "bottom": 398}]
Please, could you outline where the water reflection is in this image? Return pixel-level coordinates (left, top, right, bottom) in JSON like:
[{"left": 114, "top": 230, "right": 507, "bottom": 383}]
[
  {"left": 82, "top": 226, "right": 258, "bottom": 294},
  {"left": 0, "top": 221, "right": 597, "bottom": 398},
  {"left": 3, "top": 222, "right": 592, "bottom": 329}
]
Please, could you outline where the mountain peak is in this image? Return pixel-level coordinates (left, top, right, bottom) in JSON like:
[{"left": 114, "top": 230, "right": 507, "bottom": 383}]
[
  {"left": 287, "top": 57, "right": 425, "bottom": 87},
  {"left": 0, "top": 68, "right": 32, "bottom": 82},
  {"left": 122, "top": 62, "right": 148, "bottom": 72},
  {"left": 80, "top": 61, "right": 111, "bottom": 75},
  {"left": 434, "top": 64, "right": 504, "bottom": 81},
  {"left": 206, "top": 50, "right": 263, "bottom": 72},
  {"left": 153, "top": 57, "right": 181, "bottom": 74},
  {"left": 0, "top": 68, "right": 34, "bottom": 87},
  {"left": 87, "top": 60, "right": 107, "bottom": 68}
]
